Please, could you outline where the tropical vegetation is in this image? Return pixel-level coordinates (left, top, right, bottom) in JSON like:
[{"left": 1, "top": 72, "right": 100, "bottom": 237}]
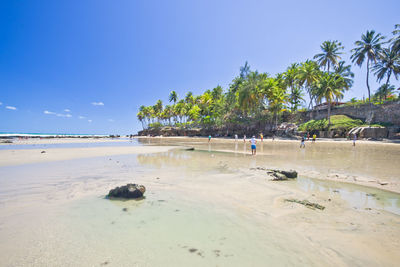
[{"left": 138, "top": 25, "right": 400, "bottom": 132}]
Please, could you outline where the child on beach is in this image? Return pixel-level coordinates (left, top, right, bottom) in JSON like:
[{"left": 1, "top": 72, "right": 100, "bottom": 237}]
[
  {"left": 208, "top": 135, "right": 211, "bottom": 142},
  {"left": 353, "top": 133, "right": 357, "bottom": 146},
  {"left": 243, "top": 135, "right": 246, "bottom": 143},
  {"left": 250, "top": 136, "right": 257, "bottom": 155},
  {"left": 300, "top": 136, "right": 305, "bottom": 148},
  {"left": 312, "top": 134, "right": 316, "bottom": 143},
  {"left": 260, "top": 133, "right": 263, "bottom": 142}
]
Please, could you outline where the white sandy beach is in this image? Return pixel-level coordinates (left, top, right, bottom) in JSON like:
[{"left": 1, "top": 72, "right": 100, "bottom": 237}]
[{"left": 0, "top": 138, "right": 399, "bottom": 266}]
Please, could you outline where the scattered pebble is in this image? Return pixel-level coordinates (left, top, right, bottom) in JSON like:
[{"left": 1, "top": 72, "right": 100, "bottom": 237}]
[{"left": 122, "top": 208, "right": 128, "bottom": 212}]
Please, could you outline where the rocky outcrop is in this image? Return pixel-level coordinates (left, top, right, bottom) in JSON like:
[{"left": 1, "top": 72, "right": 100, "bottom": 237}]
[
  {"left": 107, "top": 184, "right": 146, "bottom": 199},
  {"left": 349, "top": 127, "right": 389, "bottom": 139},
  {"left": 307, "top": 100, "right": 400, "bottom": 126}
]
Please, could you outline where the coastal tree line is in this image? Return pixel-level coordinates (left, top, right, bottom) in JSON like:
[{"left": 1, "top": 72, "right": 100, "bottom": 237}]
[{"left": 137, "top": 25, "right": 400, "bottom": 130}]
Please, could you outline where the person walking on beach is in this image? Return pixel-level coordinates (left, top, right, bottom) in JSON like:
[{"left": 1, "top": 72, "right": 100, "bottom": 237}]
[
  {"left": 307, "top": 132, "right": 310, "bottom": 141},
  {"left": 250, "top": 136, "right": 257, "bottom": 155},
  {"left": 260, "top": 133, "right": 263, "bottom": 142},
  {"left": 312, "top": 134, "right": 316, "bottom": 143},
  {"left": 208, "top": 135, "right": 212, "bottom": 142},
  {"left": 300, "top": 136, "right": 305, "bottom": 148},
  {"left": 353, "top": 133, "right": 357, "bottom": 146},
  {"left": 243, "top": 135, "right": 246, "bottom": 143}
]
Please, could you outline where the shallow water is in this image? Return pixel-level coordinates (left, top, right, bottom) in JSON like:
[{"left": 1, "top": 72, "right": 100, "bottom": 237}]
[
  {"left": 0, "top": 140, "right": 400, "bottom": 266},
  {"left": 0, "top": 139, "right": 139, "bottom": 150},
  {"left": 138, "top": 137, "right": 400, "bottom": 185}
]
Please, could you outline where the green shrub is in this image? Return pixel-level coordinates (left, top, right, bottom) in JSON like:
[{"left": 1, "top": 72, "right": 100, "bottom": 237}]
[
  {"left": 148, "top": 122, "right": 163, "bottom": 129},
  {"left": 298, "top": 115, "right": 364, "bottom": 132}
]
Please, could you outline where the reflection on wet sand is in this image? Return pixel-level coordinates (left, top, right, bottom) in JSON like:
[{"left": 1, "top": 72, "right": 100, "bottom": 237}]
[
  {"left": 138, "top": 137, "right": 400, "bottom": 192},
  {"left": 137, "top": 148, "right": 400, "bottom": 215}
]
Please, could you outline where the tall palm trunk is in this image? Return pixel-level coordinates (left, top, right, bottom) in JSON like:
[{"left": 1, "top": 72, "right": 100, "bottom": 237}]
[
  {"left": 366, "top": 57, "right": 371, "bottom": 103},
  {"left": 327, "top": 100, "right": 331, "bottom": 127}
]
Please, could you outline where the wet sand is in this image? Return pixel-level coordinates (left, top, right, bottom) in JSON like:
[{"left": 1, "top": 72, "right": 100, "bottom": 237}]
[
  {"left": 137, "top": 137, "right": 400, "bottom": 193},
  {"left": 0, "top": 138, "right": 399, "bottom": 266}
]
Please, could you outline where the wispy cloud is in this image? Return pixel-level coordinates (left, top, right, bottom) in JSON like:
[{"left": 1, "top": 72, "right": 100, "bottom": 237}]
[
  {"left": 44, "top": 110, "right": 72, "bottom": 118},
  {"left": 56, "top": 113, "right": 72, "bottom": 118},
  {"left": 78, "top": 116, "right": 86, "bottom": 119},
  {"left": 64, "top": 109, "right": 71, "bottom": 112},
  {"left": 91, "top": 102, "right": 104, "bottom": 106},
  {"left": 108, "top": 119, "right": 114, "bottom": 122},
  {"left": 6, "top": 106, "right": 17, "bottom": 110},
  {"left": 0, "top": 102, "right": 2, "bottom": 105},
  {"left": 88, "top": 119, "right": 92, "bottom": 123}
]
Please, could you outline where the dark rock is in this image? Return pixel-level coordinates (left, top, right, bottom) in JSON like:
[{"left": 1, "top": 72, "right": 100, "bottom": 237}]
[
  {"left": 267, "top": 169, "right": 298, "bottom": 180},
  {"left": 185, "top": 147, "right": 195, "bottom": 151},
  {"left": 279, "top": 170, "right": 298, "bottom": 178},
  {"left": 41, "top": 151, "right": 46, "bottom": 153},
  {"left": 107, "top": 183, "right": 146, "bottom": 199}
]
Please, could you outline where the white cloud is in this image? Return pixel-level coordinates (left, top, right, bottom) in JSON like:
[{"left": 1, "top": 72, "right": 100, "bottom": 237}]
[
  {"left": 6, "top": 106, "right": 17, "bottom": 110},
  {"left": 44, "top": 110, "right": 71, "bottom": 118},
  {"left": 108, "top": 119, "right": 114, "bottom": 122},
  {"left": 88, "top": 119, "right": 92, "bottom": 123},
  {"left": 91, "top": 102, "right": 104, "bottom": 106},
  {"left": 78, "top": 116, "right": 86, "bottom": 119},
  {"left": 56, "top": 113, "right": 72, "bottom": 118},
  {"left": 0, "top": 102, "right": 2, "bottom": 105},
  {"left": 64, "top": 109, "right": 71, "bottom": 112}
]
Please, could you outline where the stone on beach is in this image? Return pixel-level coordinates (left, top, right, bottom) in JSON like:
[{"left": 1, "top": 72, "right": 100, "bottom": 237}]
[
  {"left": 265, "top": 168, "right": 298, "bottom": 180},
  {"left": 107, "top": 183, "right": 146, "bottom": 199}
]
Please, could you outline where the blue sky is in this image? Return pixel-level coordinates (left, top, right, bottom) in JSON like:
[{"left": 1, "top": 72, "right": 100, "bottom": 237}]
[{"left": 0, "top": 0, "right": 399, "bottom": 134}]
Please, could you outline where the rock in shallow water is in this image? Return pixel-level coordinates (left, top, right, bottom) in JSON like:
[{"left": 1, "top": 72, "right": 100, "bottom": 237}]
[
  {"left": 107, "top": 184, "right": 146, "bottom": 199},
  {"left": 266, "top": 169, "right": 298, "bottom": 180}
]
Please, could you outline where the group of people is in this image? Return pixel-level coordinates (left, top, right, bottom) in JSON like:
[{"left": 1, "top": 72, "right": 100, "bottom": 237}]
[{"left": 207, "top": 131, "right": 358, "bottom": 156}]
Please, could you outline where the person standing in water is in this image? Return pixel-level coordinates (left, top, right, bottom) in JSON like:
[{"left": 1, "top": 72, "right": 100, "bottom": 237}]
[
  {"left": 300, "top": 136, "right": 305, "bottom": 148},
  {"left": 234, "top": 134, "right": 238, "bottom": 142},
  {"left": 250, "top": 135, "right": 257, "bottom": 155},
  {"left": 260, "top": 133, "right": 263, "bottom": 142},
  {"left": 243, "top": 135, "right": 246, "bottom": 143},
  {"left": 208, "top": 135, "right": 212, "bottom": 142},
  {"left": 312, "top": 134, "right": 316, "bottom": 143},
  {"left": 353, "top": 133, "right": 357, "bottom": 146}
]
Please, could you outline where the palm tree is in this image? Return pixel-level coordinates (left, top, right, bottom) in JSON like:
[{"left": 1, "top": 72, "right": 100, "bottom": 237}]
[
  {"left": 315, "top": 73, "right": 346, "bottom": 126},
  {"left": 390, "top": 24, "right": 400, "bottom": 53},
  {"left": 314, "top": 40, "right": 344, "bottom": 72},
  {"left": 283, "top": 63, "right": 301, "bottom": 111},
  {"left": 136, "top": 111, "right": 145, "bottom": 130},
  {"left": 298, "top": 60, "right": 321, "bottom": 109},
  {"left": 334, "top": 61, "right": 354, "bottom": 88},
  {"left": 184, "top": 91, "right": 194, "bottom": 104},
  {"left": 373, "top": 47, "right": 400, "bottom": 87},
  {"left": 350, "top": 30, "right": 385, "bottom": 103},
  {"left": 375, "top": 84, "right": 395, "bottom": 102},
  {"left": 240, "top": 61, "right": 250, "bottom": 79},
  {"left": 169, "top": 91, "right": 178, "bottom": 104}
]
